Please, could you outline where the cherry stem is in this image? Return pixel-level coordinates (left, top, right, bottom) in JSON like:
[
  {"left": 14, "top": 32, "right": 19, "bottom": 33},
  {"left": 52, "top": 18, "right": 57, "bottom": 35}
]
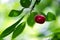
[
  {"left": 30, "top": 0, "right": 36, "bottom": 12},
  {"left": 20, "top": 0, "right": 37, "bottom": 19}
]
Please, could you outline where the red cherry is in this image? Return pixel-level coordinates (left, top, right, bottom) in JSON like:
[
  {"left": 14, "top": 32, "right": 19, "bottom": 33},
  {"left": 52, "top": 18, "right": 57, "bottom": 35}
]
[{"left": 35, "top": 14, "right": 46, "bottom": 24}]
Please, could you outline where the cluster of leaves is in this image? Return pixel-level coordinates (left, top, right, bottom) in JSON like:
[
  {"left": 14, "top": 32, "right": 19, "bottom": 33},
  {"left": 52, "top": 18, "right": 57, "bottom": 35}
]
[{"left": 0, "top": 0, "right": 56, "bottom": 40}]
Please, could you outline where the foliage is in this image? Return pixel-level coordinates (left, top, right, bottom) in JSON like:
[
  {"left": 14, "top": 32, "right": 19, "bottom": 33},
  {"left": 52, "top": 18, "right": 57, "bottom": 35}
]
[{"left": 0, "top": 0, "right": 57, "bottom": 40}]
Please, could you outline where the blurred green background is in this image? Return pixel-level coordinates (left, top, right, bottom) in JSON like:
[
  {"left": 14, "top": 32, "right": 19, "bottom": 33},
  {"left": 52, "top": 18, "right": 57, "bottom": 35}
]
[{"left": 0, "top": 0, "right": 60, "bottom": 40}]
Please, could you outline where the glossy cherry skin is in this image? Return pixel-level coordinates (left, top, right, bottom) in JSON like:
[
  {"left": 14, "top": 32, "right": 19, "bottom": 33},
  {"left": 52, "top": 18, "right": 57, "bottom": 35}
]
[{"left": 35, "top": 14, "right": 46, "bottom": 24}]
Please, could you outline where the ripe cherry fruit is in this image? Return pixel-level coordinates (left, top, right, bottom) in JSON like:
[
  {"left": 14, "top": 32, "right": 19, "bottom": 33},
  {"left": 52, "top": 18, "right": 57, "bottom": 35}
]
[{"left": 35, "top": 14, "right": 46, "bottom": 24}]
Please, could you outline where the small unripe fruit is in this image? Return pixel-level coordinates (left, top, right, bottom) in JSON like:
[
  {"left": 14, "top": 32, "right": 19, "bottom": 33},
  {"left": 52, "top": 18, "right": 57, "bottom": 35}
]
[{"left": 35, "top": 14, "right": 46, "bottom": 24}]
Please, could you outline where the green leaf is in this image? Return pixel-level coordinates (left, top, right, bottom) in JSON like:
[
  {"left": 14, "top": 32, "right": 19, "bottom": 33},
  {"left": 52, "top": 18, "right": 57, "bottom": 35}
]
[
  {"left": 0, "top": 38, "right": 3, "bottom": 40},
  {"left": 9, "top": 8, "right": 24, "bottom": 17},
  {"left": 46, "top": 12, "right": 56, "bottom": 21},
  {"left": 20, "top": 0, "right": 31, "bottom": 8},
  {"left": 27, "top": 12, "right": 37, "bottom": 27},
  {"left": 40, "top": 12, "right": 46, "bottom": 17},
  {"left": 0, "top": 16, "right": 24, "bottom": 38},
  {"left": 36, "top": 0, "right": 41, "bottom": 4},
  {"left": 36, "top": 0, "right": 52, "bottom": 12},
  {"left": 43, "top": 0, "right": 52, "bottom": 6},
  {"left": 12, "top": 22, "right": 26, "bottom": 39},
  {"left": 56, "top": 7, "right": 60, "bottom": 16},
  {"left": 51, "top": 32, "right": 60, "bottom": 40},
  {"left": 36, "top": 3, "right": 47, "bottom": 12}
]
